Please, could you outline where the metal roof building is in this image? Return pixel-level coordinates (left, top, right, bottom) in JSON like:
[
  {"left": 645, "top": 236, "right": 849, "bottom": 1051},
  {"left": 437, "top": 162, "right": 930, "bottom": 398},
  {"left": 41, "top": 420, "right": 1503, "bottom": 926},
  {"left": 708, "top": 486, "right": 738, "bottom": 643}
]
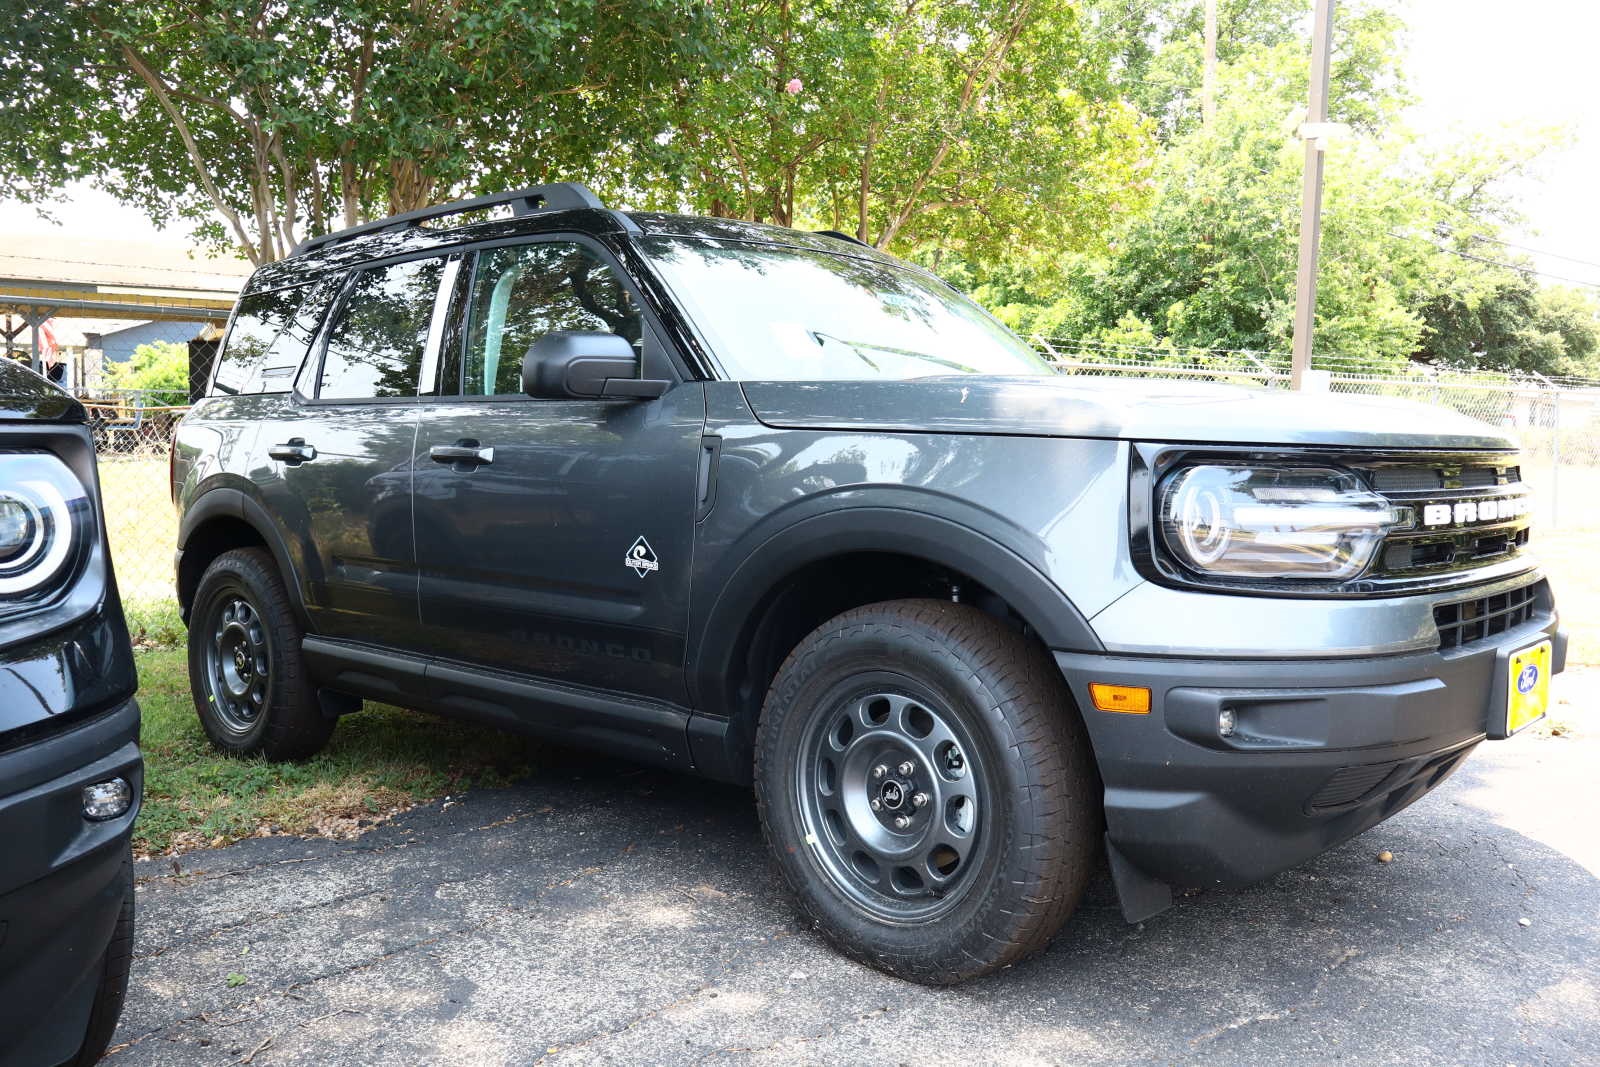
[{"left": 0, "top": 233, "right": 249, "bottom": 371}]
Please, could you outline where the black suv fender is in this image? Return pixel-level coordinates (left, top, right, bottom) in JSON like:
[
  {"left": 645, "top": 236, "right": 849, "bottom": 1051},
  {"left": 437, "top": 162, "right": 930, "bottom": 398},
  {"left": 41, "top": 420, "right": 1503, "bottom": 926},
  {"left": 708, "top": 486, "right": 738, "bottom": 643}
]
[
  {"left": 686, "top": 501, "right": 1103, "bottom": 782},
  {"left": 176, "top": 485, "right": 310, "bottom": 629}
]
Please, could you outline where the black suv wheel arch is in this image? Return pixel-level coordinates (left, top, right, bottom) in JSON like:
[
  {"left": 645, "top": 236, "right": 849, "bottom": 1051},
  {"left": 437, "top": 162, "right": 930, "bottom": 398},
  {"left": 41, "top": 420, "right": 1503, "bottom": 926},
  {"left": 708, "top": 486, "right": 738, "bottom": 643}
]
[
  {"left": 686, "top": 507, "right": 1104, "bottom": 783},
  {"left": 176, "top": 488, "right": 310, "bottom": 630}
]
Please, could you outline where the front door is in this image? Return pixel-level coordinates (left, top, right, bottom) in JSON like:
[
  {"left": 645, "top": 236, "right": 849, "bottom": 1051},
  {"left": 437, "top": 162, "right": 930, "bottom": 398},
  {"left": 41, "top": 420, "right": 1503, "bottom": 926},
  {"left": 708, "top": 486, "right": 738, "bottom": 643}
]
[{"left": 412, "top": 237, "right": 704, "bottom": 704}]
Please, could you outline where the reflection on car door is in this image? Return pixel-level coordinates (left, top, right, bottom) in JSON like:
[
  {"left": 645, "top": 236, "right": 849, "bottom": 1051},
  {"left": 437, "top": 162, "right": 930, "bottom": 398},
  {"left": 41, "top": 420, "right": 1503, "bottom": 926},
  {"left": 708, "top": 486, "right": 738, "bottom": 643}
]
[{"left": 412, "top": 238, "right": 704, "bottom": 704}]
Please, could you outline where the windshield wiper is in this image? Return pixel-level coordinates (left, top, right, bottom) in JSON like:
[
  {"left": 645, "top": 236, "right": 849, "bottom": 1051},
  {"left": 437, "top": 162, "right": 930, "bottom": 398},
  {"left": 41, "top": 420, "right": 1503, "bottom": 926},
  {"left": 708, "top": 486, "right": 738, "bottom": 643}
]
[{"left": 809, "top": 332, "right": 975, "bottom": 375}]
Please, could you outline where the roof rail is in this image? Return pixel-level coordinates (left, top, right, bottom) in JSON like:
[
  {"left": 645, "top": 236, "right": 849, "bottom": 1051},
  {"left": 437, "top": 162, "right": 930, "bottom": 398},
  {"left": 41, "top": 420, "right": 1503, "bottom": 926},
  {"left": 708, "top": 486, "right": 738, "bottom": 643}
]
[
  {"left": 292, "top": 183, "right": 607, "bottom": 258},
  {"left": 814, "top": 229, "right": 870, "bottom": 247}
]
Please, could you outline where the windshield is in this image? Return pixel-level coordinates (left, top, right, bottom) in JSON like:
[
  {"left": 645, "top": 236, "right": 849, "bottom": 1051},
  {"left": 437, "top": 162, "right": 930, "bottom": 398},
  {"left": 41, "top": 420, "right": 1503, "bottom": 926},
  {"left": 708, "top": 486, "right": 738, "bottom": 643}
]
[{"left": 640, "top": 236, "right": 1055, "bottom": 381}]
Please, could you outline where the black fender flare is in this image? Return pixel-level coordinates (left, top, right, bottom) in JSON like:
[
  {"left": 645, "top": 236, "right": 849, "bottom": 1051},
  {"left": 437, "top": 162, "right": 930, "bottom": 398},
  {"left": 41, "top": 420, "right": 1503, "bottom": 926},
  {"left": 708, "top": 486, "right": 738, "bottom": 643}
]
[
  {"left": 176, "top": 486, "right": 312, "bottom": 629},
  {"left": 687, "top": 502, "right": 1103, "bottom": 725}
]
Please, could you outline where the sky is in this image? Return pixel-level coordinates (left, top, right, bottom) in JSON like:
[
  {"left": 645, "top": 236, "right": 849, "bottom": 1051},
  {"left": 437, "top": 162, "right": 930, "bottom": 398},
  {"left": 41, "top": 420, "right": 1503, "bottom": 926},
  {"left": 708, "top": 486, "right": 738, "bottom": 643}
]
[
  {"left": 1404, "top": 0, "right": 1600, "bottom": 288},
  {"left": 1, "top": 0, "right": 1597, "bottom": 287}
]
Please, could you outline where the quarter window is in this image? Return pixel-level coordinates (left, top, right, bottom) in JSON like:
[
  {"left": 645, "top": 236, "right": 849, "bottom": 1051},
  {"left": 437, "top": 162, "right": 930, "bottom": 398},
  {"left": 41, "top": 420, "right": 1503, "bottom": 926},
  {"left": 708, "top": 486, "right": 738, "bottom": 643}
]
[
  {"left": 319, "top": 257, "right": 446, "bottom": 400},
  {"left": 214, "top": 285, "right": 316, "bottom": 395},
  {"left": 462, "top": 242, "right": 641, "bottom": 396}
]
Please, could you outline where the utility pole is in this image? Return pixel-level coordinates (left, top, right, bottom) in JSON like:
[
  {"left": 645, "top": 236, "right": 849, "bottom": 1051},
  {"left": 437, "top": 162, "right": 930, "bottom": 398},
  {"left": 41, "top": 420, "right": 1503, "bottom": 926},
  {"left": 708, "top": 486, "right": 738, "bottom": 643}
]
[
  {"left": 1290, "top": 0, "right": 1336, "bottom": 390},
  {"left": 1202, "top": 0, "right": 1218, "bottom": 125}
]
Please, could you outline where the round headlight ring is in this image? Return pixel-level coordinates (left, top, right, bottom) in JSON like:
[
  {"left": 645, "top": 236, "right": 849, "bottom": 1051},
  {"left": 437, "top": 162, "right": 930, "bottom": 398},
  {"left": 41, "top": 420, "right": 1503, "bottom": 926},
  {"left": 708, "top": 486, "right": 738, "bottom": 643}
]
[{"left": 0, "top": 455, "right": 88, "bottom": 601}]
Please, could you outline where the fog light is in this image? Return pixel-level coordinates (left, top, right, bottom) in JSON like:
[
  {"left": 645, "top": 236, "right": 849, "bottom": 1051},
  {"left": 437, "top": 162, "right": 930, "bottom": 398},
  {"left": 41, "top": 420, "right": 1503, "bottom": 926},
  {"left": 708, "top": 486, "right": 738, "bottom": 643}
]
[
  {"left": 82, "top": 778, "right": 131, "bottom": 821},
  {"left": 1218, "top": 709, "right": 1237, "bottom": 738}
]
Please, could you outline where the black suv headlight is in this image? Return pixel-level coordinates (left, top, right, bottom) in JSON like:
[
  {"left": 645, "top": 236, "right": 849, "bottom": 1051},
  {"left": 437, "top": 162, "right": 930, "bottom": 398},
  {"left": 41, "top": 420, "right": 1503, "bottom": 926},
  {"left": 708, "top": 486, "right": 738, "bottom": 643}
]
[
  {"left": 0, "top": 451, "right": 93, "bottom": 606},
  {"left": 1157, "top": 464, "right": 1398, "bottom": 580}
]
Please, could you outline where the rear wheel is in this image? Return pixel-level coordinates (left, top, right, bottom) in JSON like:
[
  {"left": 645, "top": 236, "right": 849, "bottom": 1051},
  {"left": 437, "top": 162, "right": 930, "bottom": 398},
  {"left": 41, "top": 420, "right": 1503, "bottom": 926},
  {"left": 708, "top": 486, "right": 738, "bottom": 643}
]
[
  {"left": 188, "top": 547, "right": 333, "bottom": 760},
  {"left": 755, "top": 599, "right": 1099, "bottom": 984}
]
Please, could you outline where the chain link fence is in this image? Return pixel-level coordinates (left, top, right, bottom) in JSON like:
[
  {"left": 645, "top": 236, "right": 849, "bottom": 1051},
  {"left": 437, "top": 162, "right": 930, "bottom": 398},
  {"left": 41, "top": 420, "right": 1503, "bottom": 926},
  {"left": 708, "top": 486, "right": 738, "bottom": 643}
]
[
  {"left": 1034, "top": 336, "right": 1600, "bottom": 532},
  {"left": 74, "top": 389, "right": 188, "bottom": 633}
]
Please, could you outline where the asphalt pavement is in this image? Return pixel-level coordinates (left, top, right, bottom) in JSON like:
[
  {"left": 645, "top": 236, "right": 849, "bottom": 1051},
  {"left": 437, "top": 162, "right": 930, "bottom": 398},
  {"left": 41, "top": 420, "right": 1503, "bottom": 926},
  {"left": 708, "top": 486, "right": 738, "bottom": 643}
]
[{"left": 108, "top": 704, "right": 1599, "bottom": 1065}]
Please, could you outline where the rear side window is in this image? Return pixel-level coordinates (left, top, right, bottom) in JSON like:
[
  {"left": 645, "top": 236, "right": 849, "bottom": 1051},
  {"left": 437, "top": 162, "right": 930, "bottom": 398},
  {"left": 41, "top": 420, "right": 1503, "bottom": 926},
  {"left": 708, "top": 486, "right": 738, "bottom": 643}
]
[
  {"left": 318, "top": 257, "right": 447, "bottom": 400},
  {"left": 214, "top": 286, "right": 308, "bottom": 395}
]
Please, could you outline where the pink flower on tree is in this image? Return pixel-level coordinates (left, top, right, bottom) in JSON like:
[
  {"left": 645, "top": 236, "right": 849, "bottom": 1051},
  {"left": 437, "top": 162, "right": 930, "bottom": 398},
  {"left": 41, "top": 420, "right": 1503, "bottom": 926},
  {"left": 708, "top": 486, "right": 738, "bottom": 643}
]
[{"left": 784, "top": 78, "right": 803, "bottom": 94}]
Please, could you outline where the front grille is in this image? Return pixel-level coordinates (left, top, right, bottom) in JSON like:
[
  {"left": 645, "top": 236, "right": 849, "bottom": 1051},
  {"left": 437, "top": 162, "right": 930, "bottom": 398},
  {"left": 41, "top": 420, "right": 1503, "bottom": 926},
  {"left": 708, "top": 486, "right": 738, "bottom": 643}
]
[
  {"left": 1355, "top": 455, "right": 1532, "bottom": 586},
  {"left": 1433, "top": 580, "right": 1543, "bottom": 650},
  {"left": 1372, "top": 467, "right": 1443, "bottom": 492}
]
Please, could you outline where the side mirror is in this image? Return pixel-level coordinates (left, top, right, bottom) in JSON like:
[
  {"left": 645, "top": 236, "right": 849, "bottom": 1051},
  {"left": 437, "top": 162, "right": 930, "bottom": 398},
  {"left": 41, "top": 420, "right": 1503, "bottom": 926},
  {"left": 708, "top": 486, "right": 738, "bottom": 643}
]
[{"left": 522, "top": 331, "right": 669, "bottom": 400}]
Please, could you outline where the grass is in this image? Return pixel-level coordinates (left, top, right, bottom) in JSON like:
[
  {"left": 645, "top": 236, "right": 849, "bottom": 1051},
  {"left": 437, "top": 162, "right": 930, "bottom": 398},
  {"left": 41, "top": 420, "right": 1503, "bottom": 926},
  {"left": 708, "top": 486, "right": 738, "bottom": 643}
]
[{"left": 134, "top": 648, "right": 546, "bottom": 856}]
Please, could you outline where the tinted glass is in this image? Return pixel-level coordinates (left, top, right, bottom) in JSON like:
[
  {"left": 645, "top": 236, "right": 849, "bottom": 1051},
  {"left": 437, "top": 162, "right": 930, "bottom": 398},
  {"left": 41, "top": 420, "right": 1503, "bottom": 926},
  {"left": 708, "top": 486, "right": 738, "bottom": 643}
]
[
  {"left": 641, "top": 237, "right": 1053, "bottom": 381},
  {"left": 462, "top": 242, "right": 641, "bottom": 396},
  {"left": 214, "top": 286, "right": 308, "bottom": 395},
  {"left": 319, "top": 257, "right": 445, "bottom": 399}
]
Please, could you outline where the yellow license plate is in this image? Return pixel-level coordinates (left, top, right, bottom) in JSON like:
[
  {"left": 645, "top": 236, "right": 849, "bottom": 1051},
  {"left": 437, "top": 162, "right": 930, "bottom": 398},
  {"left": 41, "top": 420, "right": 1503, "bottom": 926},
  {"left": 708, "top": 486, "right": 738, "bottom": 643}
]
[{"left": 1506, "top": 639, "right": 1553, "bottom": 734}]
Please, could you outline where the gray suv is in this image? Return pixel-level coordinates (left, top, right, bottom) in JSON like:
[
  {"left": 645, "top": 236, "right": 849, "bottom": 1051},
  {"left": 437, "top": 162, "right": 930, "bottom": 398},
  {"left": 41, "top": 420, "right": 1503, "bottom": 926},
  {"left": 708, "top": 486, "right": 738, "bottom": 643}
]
[{"left": 172, "top": 184, "right": 1566, "bottom": 984}]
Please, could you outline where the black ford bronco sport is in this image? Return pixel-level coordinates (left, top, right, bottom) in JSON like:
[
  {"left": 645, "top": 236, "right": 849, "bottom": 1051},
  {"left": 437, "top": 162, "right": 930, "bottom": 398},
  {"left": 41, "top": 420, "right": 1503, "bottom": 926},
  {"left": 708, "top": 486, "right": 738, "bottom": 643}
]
[
  {"left": 173, "top": 184, "right": 1565, "bottom": 984},
  {"left": 0, "top": 361, "right": 140, "bottom": 1065}
]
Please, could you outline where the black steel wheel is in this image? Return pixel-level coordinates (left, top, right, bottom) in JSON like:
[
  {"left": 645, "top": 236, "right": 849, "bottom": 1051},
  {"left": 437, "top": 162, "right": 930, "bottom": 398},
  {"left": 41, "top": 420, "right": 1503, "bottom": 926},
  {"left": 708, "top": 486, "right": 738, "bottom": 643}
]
[
  {"left": 756, "top": 599, "right": 1099, "bottom": 985},
  {"left": 204, "top": 594, "right": 271, "bottom": 736},
  {"left": 188, "top": 547, "right": 335, "bottom": 760},
  {"left": 797, "top": 688, "right": 988, "bottom": 922}
]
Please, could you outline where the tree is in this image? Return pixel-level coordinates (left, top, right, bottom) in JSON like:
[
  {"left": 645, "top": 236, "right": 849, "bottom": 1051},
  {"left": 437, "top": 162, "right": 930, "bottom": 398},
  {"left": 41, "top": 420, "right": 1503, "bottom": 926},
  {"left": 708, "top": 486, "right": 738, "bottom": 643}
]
[
  {"left": 104, "top": 341, "right": 190, "bottom": 405},
  {"left": 1420, "top": 281, "right": 1600, "bottom": 377},
  {"left": 604, "top": 0, "right": 1151, "bottom": 261},
  {"left": 1, "top": 1, "right": 711, "bottom": 263},
  {"left": 1083, "top": 0, "right": 1406, "bottom": 142},
  {"left": 985, "top": 3, "right": 1566, "bottom": 372}
]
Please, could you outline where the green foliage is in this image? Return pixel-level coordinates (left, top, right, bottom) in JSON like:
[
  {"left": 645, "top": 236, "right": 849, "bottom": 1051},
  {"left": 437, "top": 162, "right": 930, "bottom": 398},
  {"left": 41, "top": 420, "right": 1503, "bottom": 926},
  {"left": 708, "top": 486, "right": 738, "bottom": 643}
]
[
  {"left": 0, "top": 0, "right": 712, "bottom": 263},
  {"left": 1, "top": 0, "right": 1588, "bottom": 377},
  {"left": 1421, "top": 282, "right": 1600, "bottom": 377},
  {"left": 607, "top": 0, "right": 1151, "bottom": 261},
  {"left": 1000, "top": 1, "right": 1581, "bottom": 376},
  {"left": 105, "top": 341, "right": 190, "bottom": 405}
]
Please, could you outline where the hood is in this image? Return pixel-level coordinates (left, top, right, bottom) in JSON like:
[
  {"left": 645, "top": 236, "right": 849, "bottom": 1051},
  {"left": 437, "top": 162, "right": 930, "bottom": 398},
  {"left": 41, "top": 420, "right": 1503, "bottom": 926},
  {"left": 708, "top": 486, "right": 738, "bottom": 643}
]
[
  {"left": 0, "top": 359, "right": 82, "bottom": 423},
  {"left": 740, "top": 375, "right": 1517, "bottom": 452}
]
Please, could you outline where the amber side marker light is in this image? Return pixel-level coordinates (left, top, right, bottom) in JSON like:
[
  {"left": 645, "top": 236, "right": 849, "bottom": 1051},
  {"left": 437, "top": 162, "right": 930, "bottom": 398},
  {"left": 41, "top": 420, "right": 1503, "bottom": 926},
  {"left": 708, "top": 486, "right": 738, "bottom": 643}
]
[{"left": 1089, "top": 683, "right": 1152, "bottom": 715}]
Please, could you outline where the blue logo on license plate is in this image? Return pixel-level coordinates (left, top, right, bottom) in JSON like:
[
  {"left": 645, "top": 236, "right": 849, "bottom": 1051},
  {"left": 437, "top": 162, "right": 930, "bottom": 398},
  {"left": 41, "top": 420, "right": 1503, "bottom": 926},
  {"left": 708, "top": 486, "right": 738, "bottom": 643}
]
[{"left": 1516, "top": 663, "right": 1540, "bottom": 694}]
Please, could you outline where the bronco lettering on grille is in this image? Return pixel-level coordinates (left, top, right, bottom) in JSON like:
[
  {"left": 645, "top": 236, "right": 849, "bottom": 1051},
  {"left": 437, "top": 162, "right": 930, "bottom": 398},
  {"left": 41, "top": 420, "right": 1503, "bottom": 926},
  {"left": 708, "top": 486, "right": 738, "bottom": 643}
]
[{"left": 1419, "top": 496, "right": 1530, "bottom": 528}]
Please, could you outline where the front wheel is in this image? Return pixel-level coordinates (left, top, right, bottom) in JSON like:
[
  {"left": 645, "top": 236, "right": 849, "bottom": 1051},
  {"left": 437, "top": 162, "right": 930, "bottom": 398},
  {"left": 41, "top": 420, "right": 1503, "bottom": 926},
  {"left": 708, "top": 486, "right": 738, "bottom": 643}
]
[
  {"left": 188, "top": 547, "right": 334, "bottom": 761},
  {"left": 754, "top": 599, "right": 1099, "bottom": 985}
]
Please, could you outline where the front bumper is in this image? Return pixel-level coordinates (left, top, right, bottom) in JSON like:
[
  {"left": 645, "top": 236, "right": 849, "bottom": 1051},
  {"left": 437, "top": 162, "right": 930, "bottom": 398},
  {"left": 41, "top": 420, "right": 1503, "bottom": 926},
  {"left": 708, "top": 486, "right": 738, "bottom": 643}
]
[
  {"left": 0, "top": 697, "right": 141, "bottom": 1067},
  {"left": 1055, "top": 606, "right": 1564, "bottom": 921}
]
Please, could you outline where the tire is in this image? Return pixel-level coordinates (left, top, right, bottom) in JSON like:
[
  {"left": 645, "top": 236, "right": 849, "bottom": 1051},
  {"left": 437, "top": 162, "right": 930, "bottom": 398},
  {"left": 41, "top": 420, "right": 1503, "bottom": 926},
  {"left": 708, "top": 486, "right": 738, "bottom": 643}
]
[
  {"left": 66, "top": 849, "right": 134, "bottom": 1067},
  {"left": 754, "top": 599, "right": 1099, "bottom": 985},
  {"left": 188, "top": 546, "right": 334, "bottom": 760}
]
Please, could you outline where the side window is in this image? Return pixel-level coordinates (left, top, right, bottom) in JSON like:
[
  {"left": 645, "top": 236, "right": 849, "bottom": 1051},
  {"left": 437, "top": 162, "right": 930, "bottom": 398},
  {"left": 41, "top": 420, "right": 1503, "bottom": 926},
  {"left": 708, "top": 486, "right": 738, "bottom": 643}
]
[
  {"left": 213, "top": 286, "right": 307, "bottom": 395},
  {"left": 318, "top": 256, "right": 446, "bottom": 400},
  {"left": 462, "top": 242, "right": 641, "bottom": 397}
]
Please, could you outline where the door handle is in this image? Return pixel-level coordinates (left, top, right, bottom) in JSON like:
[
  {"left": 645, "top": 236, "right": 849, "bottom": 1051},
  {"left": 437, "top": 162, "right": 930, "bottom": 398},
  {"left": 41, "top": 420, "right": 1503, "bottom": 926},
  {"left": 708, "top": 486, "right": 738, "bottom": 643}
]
[
  {"left": 430, "top": 441, "right": 495, "bottom": 467},
  {"left": 268, "top": 438, "right": 317, "bottom": 464}
]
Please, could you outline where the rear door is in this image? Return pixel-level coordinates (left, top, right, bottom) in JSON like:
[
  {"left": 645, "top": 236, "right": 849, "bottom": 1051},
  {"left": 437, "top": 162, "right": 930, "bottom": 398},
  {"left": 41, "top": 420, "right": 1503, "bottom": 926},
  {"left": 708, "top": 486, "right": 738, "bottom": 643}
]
[
  {"left": 411, "top": 236, "right": 704, "bottom": 704},
  {"left": 253, "top": 253, "right": 456, "bottom": 651}
]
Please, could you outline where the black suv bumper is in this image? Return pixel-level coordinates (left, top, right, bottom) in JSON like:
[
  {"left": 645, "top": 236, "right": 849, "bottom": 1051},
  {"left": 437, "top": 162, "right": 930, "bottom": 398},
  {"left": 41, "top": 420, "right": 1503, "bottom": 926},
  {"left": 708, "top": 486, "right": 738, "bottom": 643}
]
[
  {"left": 0, "top": 696, "right": 141, "bottom": 1067},
  {"left": 1054, "top": 614, "right": 1565, "bottom": 921}
]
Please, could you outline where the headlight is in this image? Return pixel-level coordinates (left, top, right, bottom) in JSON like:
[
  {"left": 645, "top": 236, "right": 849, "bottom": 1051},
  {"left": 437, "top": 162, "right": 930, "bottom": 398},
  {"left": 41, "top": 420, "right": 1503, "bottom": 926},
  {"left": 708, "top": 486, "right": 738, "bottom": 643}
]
[
  {"left": 0, "top": 452, "right": 91, "bottom": 601},
  {"left": 1158, "top": 465, "right": 1397, "bottom": 580}
]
